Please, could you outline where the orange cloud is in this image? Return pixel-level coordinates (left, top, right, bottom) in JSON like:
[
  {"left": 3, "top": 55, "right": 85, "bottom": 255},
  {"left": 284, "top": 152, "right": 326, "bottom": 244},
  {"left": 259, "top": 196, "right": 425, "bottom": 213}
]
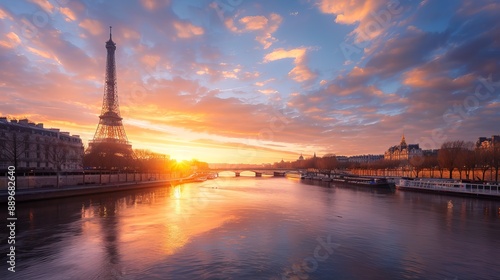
[
  {"left": 255, "top": 78, "right": 275, "bottom": 87},
  {"left": 319, "top": 0, "right": 376, "bottom": 24},
  {"left": 239, "top": 15, "right": 269, "bottom": 30},
  {"left": 263, "top": 48, "right": 316, "bottom": 83},
  {"left": 318, "top": 0, "right": 403, "bottom": 42},
  {"left": 30, "top": 0, "right": 54, "bottom": 13},
  {"left": 173, "top": 21, "right": 204, "bottom": 39},
  {"left": 59, "top": 7, "right": 76, "bottom": 21},
  {"left": 0, "top": 32, "right": 21, "bottom": 49},
  {"left": 403, "top": 68, "right": 476, "bottom": 89},
  {"left": 225, "top": 13, "right": 282, "bottom": 49},
  {"left": 258, "top": 89, "right": 277, "bottom": 95},
  {"left": 140, "top": 54, "right": 161, "bottom": 68},
  {"left": 221, "top": 71, "right": 238, "bottom": 79},
  {"left": 0, "top": 7, "right": 13, "bottom": 20},
  {"left": 141, "top": 0, "right": 170, "bottom": 11},
  {"left": 241, "top": 71, "right": 259, "bottom": 80},
  {"left": 26, "top": 46, "right": 61, "bottom": 64},
  {"left": 79, "top": 19, "right": 104, "bottom": 36}
]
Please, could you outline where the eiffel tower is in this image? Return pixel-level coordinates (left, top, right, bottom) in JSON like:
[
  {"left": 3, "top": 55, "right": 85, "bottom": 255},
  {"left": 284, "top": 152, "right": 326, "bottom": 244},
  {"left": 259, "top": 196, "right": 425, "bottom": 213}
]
[{"left": 86, "top": 26, "right": 134, "bottom": 169}]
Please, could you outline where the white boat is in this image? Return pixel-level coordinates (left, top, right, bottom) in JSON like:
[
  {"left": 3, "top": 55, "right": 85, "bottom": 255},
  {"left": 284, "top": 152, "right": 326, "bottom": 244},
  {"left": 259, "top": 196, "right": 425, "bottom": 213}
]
[{"left": 397, "top": 178, "right": 500, "bottom": 198}]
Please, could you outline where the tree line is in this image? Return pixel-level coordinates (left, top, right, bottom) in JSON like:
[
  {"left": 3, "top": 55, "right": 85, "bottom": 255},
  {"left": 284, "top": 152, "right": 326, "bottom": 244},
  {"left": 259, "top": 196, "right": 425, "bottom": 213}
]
[
  {"left": 273, "top": 140, "right": 500, "bottom": 182},
  {"left": 84, "top": 148, "right": 209, "bottom": 174}
]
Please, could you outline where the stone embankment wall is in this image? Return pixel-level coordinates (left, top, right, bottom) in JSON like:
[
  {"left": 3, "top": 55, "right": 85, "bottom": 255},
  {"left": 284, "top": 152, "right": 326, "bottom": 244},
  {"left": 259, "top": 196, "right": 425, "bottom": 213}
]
[{"left": 1, "top": 171, "right": 185, "bottom": 190}]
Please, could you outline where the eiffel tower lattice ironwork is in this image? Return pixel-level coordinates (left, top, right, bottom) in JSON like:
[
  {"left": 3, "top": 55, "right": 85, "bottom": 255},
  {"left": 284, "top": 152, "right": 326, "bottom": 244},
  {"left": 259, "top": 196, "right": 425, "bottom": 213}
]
[{"left": 87, "top": 26, "right": 134, "bottom": 166}]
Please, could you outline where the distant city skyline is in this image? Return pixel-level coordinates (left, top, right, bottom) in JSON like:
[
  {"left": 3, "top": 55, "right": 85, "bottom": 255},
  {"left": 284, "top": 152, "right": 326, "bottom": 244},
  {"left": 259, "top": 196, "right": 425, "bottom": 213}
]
[{"left": 1, "top": 0, "right": 499, "bottom": 163}]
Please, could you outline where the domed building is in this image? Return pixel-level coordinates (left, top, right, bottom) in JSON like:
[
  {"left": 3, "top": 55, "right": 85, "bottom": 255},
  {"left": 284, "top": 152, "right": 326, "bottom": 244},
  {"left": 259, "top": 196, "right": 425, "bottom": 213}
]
[{"left": 384, "top": 135, "right": 422, "bottom": 160}]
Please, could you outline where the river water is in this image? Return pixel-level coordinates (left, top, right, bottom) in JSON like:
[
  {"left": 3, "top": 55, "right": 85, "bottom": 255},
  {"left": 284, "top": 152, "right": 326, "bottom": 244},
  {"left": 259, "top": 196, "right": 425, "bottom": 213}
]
[{"left": 2, "top": 176, "right": 500, "bottom": 279}]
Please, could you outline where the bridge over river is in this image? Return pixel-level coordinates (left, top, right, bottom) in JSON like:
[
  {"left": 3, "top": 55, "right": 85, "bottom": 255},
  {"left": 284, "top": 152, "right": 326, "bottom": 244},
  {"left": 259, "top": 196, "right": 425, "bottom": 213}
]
[{"left": 208, "top": 168, "right": 299, "bottom": 177}]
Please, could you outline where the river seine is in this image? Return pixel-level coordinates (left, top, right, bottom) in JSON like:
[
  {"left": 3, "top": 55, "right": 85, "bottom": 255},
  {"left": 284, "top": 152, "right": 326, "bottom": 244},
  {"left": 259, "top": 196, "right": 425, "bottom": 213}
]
[{"left": 2, "top": 175, "right": 500, "bottom": 279}]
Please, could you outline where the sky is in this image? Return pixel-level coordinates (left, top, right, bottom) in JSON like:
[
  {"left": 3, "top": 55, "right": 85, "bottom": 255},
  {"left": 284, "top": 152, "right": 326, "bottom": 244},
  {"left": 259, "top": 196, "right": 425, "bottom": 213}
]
[{"left": 1, "top": 0, "right": 499, "bottom": 164}]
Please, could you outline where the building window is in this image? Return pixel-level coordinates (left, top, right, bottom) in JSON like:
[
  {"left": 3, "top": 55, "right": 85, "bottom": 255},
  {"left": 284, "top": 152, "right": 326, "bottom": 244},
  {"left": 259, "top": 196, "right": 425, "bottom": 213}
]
[{"left": 25, "top": 152, "right": 29, "bottom": 158}]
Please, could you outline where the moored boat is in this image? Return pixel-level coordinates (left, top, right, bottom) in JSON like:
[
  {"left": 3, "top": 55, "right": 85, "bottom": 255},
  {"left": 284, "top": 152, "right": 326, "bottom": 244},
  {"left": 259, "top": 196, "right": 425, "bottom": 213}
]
[
  {"left": 397, "top": 178, "right": 500, "bottom": 199},
  {"left": 330, "top": 174, "right": 395, "bottom": 190},
  {"left": 302, "top": 172, "right": 395, "bottom": 190}
]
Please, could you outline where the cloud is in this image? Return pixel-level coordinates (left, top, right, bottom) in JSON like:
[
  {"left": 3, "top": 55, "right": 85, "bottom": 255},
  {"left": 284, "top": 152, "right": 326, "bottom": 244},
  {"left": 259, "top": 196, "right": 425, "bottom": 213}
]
[
  {"left": 140, "top": 54, "right": 161, "bottom": 68},
  {"left": 0, "top": 32, "right": 21, "bottom": 49},
  {"left": 318, "top": 0, "right": 405, "bottom": 42},
  {"left": 255, "top": 78, "right": 274, "bottom": 87},
  {"left": 79, "top": 19, "right": 104, "bottom": 36},
  {"left": 59, "top": 7, "right": 77, "bottom": 21},
  {"left": 225, "top": 13, "right": 283, "bottom": 49},
  {"left": 363, "top": 26, "right": 448, "bottom": 79},
  {"left": 173, "top": 21, "right": 204, "bottom": 39},
  {"left": 402, "top": 68, "right": 476, "bottom": 90},
  {"left": 141, "top": 0, "right": 170, "bottom": 11},
  {"left": 30, "top": 0, "right": 54, "bottom": 14},
  {"left": 263, "top": 48, "right": 316, "bottom": 83},
  {"left": 26, "top": 46, "right": 59, "bottom": 63},
  {"left": 258, "top": 89, "right": 277, "bottom": 95},
  {"left": 239, "top": 15, "right": 269, "bottom": 31},
  {"left": 0, "top": 7, "right": 14, "bottom": 20}
]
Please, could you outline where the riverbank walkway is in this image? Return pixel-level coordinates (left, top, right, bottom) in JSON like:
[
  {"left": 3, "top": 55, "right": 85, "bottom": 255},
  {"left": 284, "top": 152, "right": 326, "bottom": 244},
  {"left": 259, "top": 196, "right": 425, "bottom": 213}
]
[{"left": 1, "top": 177, "right": 193, "bottom": 203}]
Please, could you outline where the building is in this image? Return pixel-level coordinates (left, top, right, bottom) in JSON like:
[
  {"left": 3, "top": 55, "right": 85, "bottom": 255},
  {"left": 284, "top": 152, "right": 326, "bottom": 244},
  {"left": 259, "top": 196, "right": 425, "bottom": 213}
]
[
  {"left": 0, "top": 117, "right": 84, "bottom": 171},
  {"left": 384, "top": 135, "right": 422, "bottom": 160},
  {"left": 298, "top": 154, "right": 304, "bottom": 161},
  {"left": 348, "top": 154, "right": 384, "bottom": 163},
  {"left": 476, "top": 135, "right": 500, "bottom": 149},
  {"left": 336, "top": 156, "right": 349, "bottom": 163}
]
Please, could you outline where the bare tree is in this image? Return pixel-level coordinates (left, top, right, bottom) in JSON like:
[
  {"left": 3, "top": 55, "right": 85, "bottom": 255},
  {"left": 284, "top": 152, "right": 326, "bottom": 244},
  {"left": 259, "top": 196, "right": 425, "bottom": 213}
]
[
  {"left": 458, "top": 142, "right": 475, "bottom": 180},
  {"left": 409, "top": 154, "right": 425, "bottom": 178},
  {"left": 492, "top": 143, "right": 500, "bottom": 183},
  {"left": 47, "top": 140, "right": 76, "bottom": 188},
  {"left": 0, "top": 130, "right": 30, "bottom": 187},
  {"left": 0, "top": 131, "right": 30, "bottom": 168},
  {"left": 476, "top": 147, "right": 492, "bottom": 181},
  {"left": 422, "top": 154, "right": 439, "bottom": 178},
  {"left": 454, "top": 141, "right": 474, "bottom": 180},
  {"left": 438, "top": 140, "right": 468, "bottom": 179}
]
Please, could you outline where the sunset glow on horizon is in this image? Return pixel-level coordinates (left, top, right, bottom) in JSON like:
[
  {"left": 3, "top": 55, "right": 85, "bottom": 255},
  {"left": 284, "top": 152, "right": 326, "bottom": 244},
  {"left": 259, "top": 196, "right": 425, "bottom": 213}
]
[{"left": 1, "top": 0, "right": 499, "bottom": 163}]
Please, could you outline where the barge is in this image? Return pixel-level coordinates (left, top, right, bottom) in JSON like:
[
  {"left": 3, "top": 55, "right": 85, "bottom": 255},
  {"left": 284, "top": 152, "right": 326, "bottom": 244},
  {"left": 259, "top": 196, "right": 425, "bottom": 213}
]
[
  {"left": 396, "top": 178, "right": 500, "bottom": 199},
  {"left": 302, "top": 173, "right": 395, "bottom": 190},
  {"left": 331, "top": 175, "right": 395, "bottom": 190}
]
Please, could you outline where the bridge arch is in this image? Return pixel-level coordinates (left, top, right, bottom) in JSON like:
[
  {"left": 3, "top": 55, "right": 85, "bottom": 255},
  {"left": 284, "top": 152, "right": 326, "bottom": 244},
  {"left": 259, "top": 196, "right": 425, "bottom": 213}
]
[
  {"left": 215, "top": 170, "right": 263, "bottom": 177},
  {"left": 210, "top": 168, "right": 298, "bottom": 177}
]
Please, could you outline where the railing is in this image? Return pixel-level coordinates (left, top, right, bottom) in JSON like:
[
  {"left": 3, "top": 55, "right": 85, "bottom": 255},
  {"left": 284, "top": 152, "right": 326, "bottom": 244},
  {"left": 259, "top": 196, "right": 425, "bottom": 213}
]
[{"left": 399, "top": 179, "right": 500, "bottom": 196}]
